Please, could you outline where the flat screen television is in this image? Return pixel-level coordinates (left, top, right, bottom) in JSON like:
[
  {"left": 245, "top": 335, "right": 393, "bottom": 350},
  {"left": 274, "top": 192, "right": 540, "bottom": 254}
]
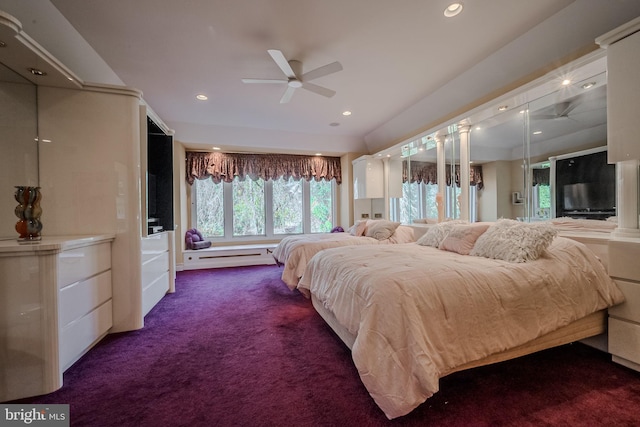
[
  {"left": 563, "top": 182, "right": 615, "bottom": 211},
  {"left": 556, "top": 150, "right": 615, "bottom": 218}
]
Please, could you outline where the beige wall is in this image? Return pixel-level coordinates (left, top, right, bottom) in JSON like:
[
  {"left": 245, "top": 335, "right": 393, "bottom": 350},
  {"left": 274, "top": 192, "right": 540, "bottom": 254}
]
[{"left": 478, "top": 160, "right": 513, "bottom": 221}]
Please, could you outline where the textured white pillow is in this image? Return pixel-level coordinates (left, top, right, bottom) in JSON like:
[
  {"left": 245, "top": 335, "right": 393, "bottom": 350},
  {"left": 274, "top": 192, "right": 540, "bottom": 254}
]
[
  {"left": 416, "top": 220, "right": 468, "bottom": 248},
  {"left": 470, "top": 219, "right": 557, "bottom": 262},
  {"left": 365, "top": 220, "right": 400, "bottom": 240}
]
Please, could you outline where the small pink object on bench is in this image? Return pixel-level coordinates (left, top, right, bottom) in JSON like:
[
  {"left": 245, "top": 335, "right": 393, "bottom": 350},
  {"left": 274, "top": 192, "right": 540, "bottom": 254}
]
[{"left": 185, "top": 228, "right": 212, "bottom": 250}]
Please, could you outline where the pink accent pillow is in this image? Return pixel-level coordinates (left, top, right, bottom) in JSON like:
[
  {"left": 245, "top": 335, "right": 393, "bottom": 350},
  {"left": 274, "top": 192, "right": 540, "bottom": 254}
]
[
  {"left": 439, "top": 223, "right": 491, "bottom": 255},
  {"left": 349, "top": 220, "right": 368, "bottom": 236}
]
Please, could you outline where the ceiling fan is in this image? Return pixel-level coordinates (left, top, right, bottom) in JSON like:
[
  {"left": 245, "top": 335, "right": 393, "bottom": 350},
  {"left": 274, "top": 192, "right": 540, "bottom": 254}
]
[
  {"left": 242, "top": 49, "right": 343, "bottom": 103},
  {"left": 531, "top": 101, "right": 578, "bottom": 120}
]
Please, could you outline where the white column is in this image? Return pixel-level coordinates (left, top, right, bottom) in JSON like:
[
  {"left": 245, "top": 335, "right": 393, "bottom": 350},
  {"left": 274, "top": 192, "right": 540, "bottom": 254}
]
[
  {"left": 458, "top": 125, "right": 471, "bottom": 222},
  {"left": 613, "top": 159, "right": 640, "bottom": 239},
  {"left": 382, "top": 157, "right": 390, "bottom": 220},
  {"left": 435, "top": 135, "right": 446, "bottom": 222}
]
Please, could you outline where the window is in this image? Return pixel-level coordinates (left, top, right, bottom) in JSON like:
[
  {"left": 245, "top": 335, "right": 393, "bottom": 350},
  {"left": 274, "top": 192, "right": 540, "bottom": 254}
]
[
  {"left": 273, "top": 176, "right": 303, "bottom": 234},
  {"left": 193, "top": 177, "right": 336, "bottom": 241},
  {"left": 391, "top": 182, "right": 477, "bottom": 223},
  {"left": 533, "top": 184, "right": 551, "bottom": 219}
]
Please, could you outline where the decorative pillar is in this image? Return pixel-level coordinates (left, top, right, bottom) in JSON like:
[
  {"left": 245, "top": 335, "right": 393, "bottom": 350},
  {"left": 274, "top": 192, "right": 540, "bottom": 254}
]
[
  {"left": 613, "top": 159, "right": 640, "bottom": 238},
  {"left": 435, "top": 135, "right": 446, "bottom": 222},
  {"left": 458, "top": 125, "right": 471, "bottom": 222}
]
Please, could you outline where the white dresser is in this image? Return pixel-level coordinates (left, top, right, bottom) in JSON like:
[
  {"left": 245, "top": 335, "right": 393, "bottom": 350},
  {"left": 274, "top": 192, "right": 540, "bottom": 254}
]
[
  {"left": 141, "top": 231, "right": 175, "bottom": 317},
  {"left": 608, "top": 239, "right": 640, "bottom": 371},
  {"left": 0, "top": 235, "right": 114, "bottom": 402}
]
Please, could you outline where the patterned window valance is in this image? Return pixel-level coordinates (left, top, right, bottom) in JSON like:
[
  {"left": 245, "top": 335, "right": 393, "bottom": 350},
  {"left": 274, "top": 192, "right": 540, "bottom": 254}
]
[
  {"left": 185, "top": 151, "right": 342, "bottom": 185},
  {"left": 403, "top": 160, "right": 484, "bottom": 190},
  {"left": 532, "top": 168, "right": 550, "bottom": 186}
]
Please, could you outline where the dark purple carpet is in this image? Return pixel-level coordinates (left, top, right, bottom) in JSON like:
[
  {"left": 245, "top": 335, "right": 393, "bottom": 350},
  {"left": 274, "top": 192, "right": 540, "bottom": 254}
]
[{"left": 13, "top": 265, "right": 640, "bottom": 426}]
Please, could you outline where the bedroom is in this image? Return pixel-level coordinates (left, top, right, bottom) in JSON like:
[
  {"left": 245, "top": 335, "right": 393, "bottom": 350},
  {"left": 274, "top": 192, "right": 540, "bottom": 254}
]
[{"left": 1, "top": 2, "right": 640, "bottom": 424}]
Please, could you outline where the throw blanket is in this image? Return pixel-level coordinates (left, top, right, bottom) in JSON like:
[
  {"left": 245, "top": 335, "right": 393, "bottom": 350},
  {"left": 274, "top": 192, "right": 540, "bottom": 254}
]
[{"left": 298, "top": 238, "right": 624, "bottom": 419}]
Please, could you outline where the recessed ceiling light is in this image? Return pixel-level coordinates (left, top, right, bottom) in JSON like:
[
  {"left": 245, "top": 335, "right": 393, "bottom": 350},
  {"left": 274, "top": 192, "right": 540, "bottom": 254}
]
[
  {"left": 315, "top": 153, "right": 322, "bottom": 156},
  {"left": 533, "top": 131, "right": 542, "bottom": 135},
  {"left": 562, "top": 79, "right": 571, "bottom": 86},
  {"left": 342, "top": 110, "right": 352, "bottom": 116},
  {"left": 444, "top": 3, "right": 463, "bottom": 17},
  {"left": 196, "top": 94, "right": 208, "bottom": 101},
  {"left": 582, "top": 82, "right": 596, "bottom": 89},
  {"left": 212, "top": 146, "right": 220, "bottom": 150},
  {"left": 28, "top": 68, "right": 46, "bottom": 76},
  {"left": 498, "top": 105, "right": 508, "bottom": 111}
]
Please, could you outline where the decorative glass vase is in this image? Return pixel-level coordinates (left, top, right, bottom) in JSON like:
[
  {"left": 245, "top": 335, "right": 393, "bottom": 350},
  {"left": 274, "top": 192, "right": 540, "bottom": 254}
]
[{"left": 14, "top": 186, "right": 43, "bottom": 242}]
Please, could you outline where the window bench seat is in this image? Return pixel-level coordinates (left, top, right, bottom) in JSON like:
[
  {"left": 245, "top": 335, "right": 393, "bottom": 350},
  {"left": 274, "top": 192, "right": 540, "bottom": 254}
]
[{"left": 183, "top": 243, "right": 277, "bottom": 270}]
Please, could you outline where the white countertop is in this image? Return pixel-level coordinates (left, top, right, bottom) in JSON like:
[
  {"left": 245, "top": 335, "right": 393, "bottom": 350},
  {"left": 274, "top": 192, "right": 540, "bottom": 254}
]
[{"left": 0, "top": 234, "right": 115, "bottom": 255}]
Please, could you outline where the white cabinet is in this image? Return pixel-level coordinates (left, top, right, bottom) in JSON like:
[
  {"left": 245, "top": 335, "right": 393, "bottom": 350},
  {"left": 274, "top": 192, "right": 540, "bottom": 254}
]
[
  {"left": 608, "top": 239, "right": 640, "bottom": 371},
  {"left": 141, "top": 231, "right": 175, "bottom": 317},
  {"left": 0, "top": 235, "right": 114, "bottom": 402},
  {"left": 596, "top": 17, "right": 640, "bottom": 162},
  {"left": 353, "top": 156, "right": 384, "bottom": 199},
  {"left": 388, "top": 157, "right": 404, "bottom": 199}
]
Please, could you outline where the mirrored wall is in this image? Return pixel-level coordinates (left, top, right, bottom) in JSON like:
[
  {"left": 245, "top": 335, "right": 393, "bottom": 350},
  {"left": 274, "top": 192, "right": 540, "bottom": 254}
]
[
  {"left": 0, "top": 62, "right": 38, "bottom": 238},
  {"left": 388, "top": 52, "right": 610, "bottom": 224}
]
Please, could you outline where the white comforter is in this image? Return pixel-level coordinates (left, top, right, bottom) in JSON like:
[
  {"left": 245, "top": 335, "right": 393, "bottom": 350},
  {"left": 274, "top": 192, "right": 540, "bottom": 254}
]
[
  {"left": 274, "top": 226, "right": 415, "bottom": 290},
  {"left": 298, "top": 238, "right": 624, "bottom": 419}
]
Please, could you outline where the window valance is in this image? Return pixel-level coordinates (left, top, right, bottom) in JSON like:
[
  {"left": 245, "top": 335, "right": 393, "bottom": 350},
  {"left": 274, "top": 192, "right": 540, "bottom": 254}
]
[
  {"left": 186, "top": 151, "right": 342, "bottom": 185},
  {"left": 403, "top": 160, "right": 483, "bottom": 190}
]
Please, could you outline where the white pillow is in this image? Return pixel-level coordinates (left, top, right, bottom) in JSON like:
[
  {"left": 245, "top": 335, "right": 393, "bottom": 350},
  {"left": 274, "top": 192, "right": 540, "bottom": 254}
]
[
  {"left": 365, "top": 220, "right": 400, "bottom": 240},
  {"left": 439, "top": 223, "right": 490, "bottom": 255},
  {"left": 387, "top": 225, "right": 417, "bottom": 243},
  {"left": 416, "top": 220, "right": 467, "bottom": 248},
  {"left": 348, "top": 220, "right": 368, "bottom": 236},
  {"left": 470, "top": 219, "right": 557, "bottom": 262}
]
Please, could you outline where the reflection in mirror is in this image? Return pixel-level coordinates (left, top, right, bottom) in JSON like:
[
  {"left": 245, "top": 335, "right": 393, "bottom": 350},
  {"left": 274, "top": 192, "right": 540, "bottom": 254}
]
[
  {"left": 384, "top": 53, "right": 609, "bottom": 226},
  {"left": 394, "top": 125, "right": 483, "bottom": 224},
  {"left": 467, "top": 62, "right": 607, "bottom": 222},
  {"left": 0, "top": 61, "right": 38, "bottom": 239}
]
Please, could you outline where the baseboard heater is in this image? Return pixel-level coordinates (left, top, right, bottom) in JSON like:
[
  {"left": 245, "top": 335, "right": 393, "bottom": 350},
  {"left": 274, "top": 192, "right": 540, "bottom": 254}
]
[{"left": 199, "top": 252, "right": 263, "bottom": 259}]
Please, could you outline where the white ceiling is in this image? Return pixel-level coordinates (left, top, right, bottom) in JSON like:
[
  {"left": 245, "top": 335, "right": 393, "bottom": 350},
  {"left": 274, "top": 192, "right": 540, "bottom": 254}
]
[{"left": 3, "top": 0, "right": 640, "bottom": 156}]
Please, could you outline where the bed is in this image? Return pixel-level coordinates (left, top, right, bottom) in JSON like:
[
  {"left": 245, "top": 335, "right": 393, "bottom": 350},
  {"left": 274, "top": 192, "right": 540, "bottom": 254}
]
[
  {"left": 298, "top": 220, "right": 625, "bottom": 419},
  {"left": 273, "top": 220, "right": 417, "bottom": 290}
]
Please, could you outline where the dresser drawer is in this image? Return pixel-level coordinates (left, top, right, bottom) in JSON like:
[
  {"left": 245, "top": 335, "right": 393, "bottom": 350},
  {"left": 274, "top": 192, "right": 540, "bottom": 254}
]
[
  {"left": 609, "top": 279, "right": 640, "bottom": 324},
  {"left": 60, "top": 299, "right": 112, "bottom": 371},
  {"left": 59, "top": 270, "right": 112, "bottom": 329},
  {"left": 57, "top": 242, "right": 111, "bottom": 288},
  {"left": 142, "top": 232, "right": 169, "bottom": 263},
  {"left": 142, "top": 251, "right": 169, "bottom": 287},
  {"left": 609, "top": 317, "right": 640, "bottom": 365},
  {"left": 609, "top": 240, "right": 640, "bottom": 281}
]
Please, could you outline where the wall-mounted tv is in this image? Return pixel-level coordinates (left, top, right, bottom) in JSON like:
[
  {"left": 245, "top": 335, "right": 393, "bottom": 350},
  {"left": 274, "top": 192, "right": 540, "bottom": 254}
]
[
  {"left": 563, "top": 182, "right": 615, "bottom": 211},
  {"left": 556, "top": 150, "right": 615, "bottom": 219}
]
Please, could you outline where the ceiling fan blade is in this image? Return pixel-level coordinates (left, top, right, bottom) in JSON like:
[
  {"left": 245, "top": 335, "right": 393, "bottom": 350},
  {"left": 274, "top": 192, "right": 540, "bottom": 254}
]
[
  {"left": 301, "top": 82, "right": 335, "bottom": 98},
  {"left": 280, "top": 86, "right": 296, "bottom": 103},
  {"left": 301, "top": 61, "right": 343, "bottom": 82},
  {"left": 268, "top": 49, "right": 297, "bottom": 79},
  {"left": 242, "top": 78, "right": 287, "bottom": 84},
  {"left": 531, "top": 114, "right": 559, "bottom": 120}
]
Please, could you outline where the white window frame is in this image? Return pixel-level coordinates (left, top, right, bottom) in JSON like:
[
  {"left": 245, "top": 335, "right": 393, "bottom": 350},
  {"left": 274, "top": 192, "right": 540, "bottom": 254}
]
[{"left": 191, "top": 178, "right": 337, "bottom": 242}]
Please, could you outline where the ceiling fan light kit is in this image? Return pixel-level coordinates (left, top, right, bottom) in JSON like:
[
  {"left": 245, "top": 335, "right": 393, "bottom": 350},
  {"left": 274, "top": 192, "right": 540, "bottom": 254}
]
[{"left": 242, "top": 49, "right": 343, "bottom": 103}]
